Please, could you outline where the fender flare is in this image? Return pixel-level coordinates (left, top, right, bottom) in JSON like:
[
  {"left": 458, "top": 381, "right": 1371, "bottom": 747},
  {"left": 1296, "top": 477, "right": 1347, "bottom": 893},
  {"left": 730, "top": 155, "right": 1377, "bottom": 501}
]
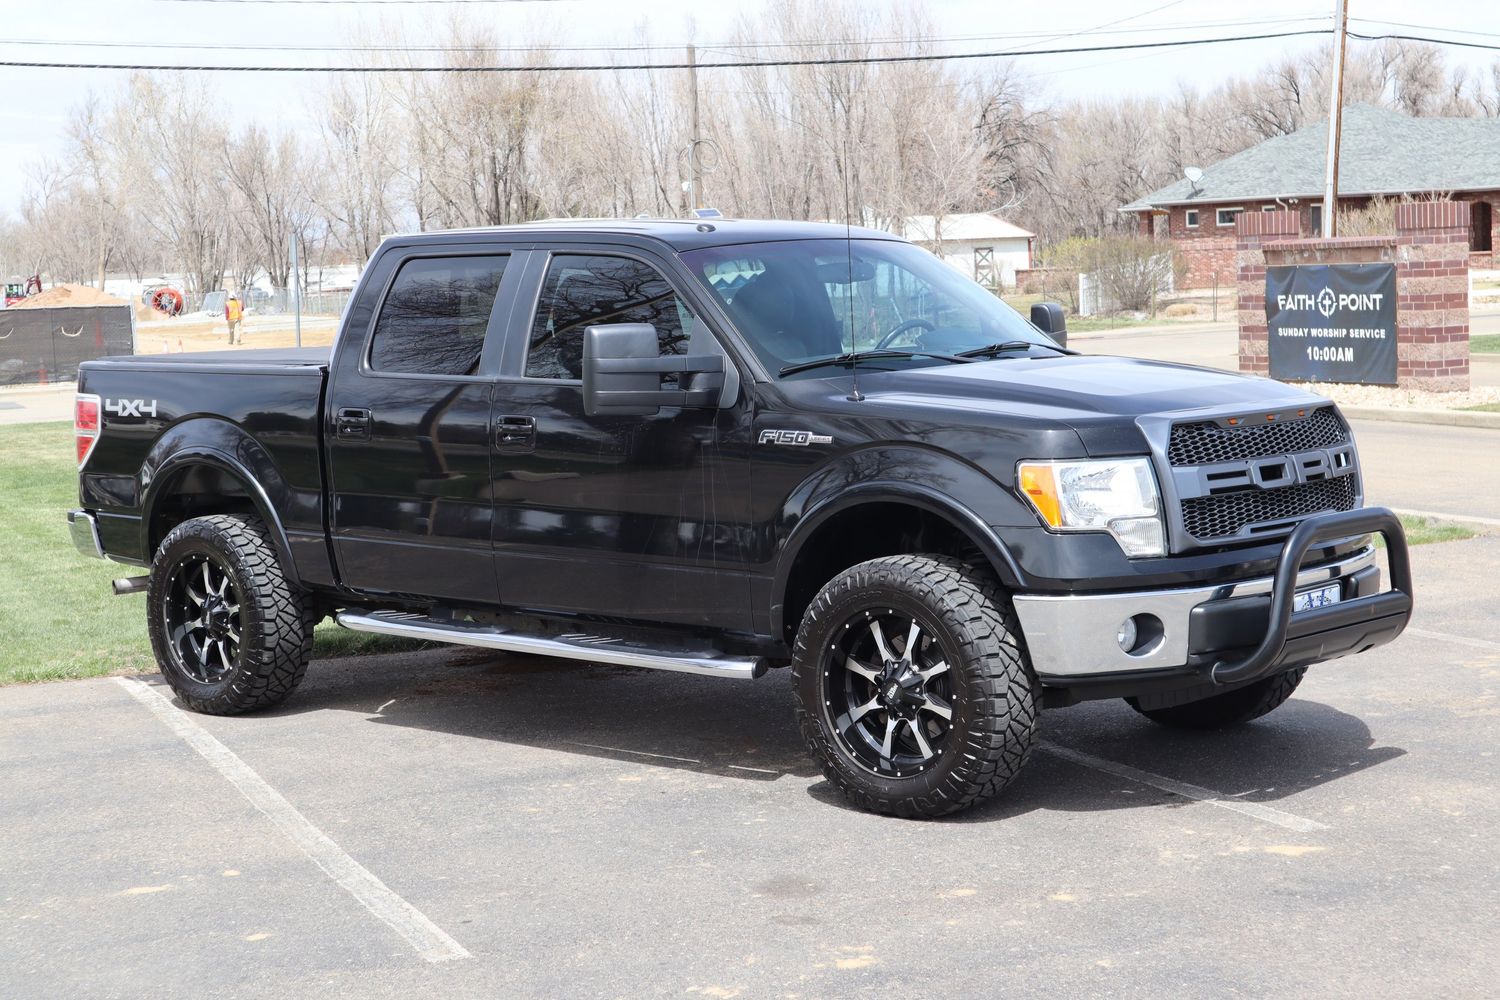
[
  {"left": 769, "top": 480, "right": 1028, "bottom": 637},
  {"left": 139, "top": 442, "right": 298, "bottom": 581}
]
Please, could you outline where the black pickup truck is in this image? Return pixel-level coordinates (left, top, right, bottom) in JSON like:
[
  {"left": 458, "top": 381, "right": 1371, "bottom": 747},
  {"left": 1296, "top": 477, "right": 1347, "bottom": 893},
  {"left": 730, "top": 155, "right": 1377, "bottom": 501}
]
[{"left": 69, "top": 219, "right": 1412, "bottom": 817}]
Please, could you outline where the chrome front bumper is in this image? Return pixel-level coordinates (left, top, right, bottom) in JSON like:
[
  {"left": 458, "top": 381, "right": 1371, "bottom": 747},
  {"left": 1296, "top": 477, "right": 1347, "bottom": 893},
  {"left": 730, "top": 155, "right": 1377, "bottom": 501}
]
[
  {"left": 68, "top": 509, "right": 106, "bottom": 560},
  {"left": 1013, "top": 543, "right": 1379, "bottom": 680}
]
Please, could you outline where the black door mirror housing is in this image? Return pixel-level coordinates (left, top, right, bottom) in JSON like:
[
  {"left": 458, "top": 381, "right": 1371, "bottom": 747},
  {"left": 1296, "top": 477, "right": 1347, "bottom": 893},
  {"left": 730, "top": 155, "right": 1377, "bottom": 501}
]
[
  {"left": 582, "top": 323, "right": 730, "bottom": 417},
  {"left": 1030, "top": 301, "right": 1067, "bottom": 348}
]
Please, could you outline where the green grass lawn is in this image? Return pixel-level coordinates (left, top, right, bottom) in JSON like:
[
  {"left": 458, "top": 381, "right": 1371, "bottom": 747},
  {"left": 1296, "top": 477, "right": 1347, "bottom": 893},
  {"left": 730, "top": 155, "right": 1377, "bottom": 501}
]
[
  {"left": 0, "top": 421, "right": 1483, "bottom": 686},
  {"left": 1390, "top": 514, "right": 1477, "bottom": 547},
  {"left": 1461, "top": 402, "right": 1500, "bottom": 412},
  {"left": 0, "top": 421, "right": 424, "bottom": 685},
  {"left": 1471, "top": 335, "right": 1500, "bottom": 354}
]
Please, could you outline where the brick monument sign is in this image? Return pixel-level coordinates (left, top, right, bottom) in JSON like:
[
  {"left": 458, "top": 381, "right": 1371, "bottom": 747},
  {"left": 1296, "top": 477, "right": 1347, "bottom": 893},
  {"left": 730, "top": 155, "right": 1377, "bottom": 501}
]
[{"left": 1236, "top": 202, "right": 1471, "bottom": 391}]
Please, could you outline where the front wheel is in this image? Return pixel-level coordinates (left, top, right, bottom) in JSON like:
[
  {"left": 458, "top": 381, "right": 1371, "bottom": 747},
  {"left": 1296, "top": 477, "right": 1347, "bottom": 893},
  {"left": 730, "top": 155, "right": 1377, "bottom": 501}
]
[
  {"left": 147, "top": 514, "right": 314, "bottom": 715},
  {"left": 1126, "top": 668, "right": 1306, "bottom": 730},
  {"left": 792, "top": 554, "right": 1039, "bottom": 818}
]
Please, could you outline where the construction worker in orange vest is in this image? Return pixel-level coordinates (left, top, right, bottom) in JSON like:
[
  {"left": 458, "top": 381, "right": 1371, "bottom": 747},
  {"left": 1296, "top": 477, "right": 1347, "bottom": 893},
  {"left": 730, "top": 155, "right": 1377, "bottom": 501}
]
[{"left": 225, "top": 294, "right": 244, "bottom": 345}]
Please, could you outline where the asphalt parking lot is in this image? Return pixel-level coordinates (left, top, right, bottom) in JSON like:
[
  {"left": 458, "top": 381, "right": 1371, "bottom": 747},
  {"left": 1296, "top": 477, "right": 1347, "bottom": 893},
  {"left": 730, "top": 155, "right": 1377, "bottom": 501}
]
[{"left": 4, "top": 534, "right": 1499, "bottom": 999}]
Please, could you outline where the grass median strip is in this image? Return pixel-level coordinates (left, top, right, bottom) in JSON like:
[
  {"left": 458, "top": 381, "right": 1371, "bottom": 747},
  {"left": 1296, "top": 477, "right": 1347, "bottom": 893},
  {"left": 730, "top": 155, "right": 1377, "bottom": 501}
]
[
  {"left": 1391, "top": 514, "right": 1477, "bottom": 547},
  {"left": 0, "top": 421, "right": 427, "bottom": 685}
]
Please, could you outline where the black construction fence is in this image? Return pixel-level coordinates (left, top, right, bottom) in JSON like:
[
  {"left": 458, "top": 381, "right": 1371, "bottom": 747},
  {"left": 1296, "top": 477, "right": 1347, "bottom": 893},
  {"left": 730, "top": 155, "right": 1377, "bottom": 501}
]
[{"left": 0, "top": 305, "right": 134, "bottom": 387}]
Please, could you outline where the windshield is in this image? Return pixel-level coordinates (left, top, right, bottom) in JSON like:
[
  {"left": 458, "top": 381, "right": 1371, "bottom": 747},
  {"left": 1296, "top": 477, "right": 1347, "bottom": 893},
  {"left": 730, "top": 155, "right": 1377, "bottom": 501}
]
[{"left": 681, "top": 238, "right": 1055, "bottom": 378}]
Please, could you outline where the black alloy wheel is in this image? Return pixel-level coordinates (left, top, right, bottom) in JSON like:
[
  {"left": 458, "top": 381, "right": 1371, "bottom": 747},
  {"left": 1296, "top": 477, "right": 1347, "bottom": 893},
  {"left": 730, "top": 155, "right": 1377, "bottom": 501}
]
[
  {"left": 161, "top": 552, "right": 243, "bottom": 684},
  {"left": 821, "top": 608, "right": 956, "bottom": 778}
]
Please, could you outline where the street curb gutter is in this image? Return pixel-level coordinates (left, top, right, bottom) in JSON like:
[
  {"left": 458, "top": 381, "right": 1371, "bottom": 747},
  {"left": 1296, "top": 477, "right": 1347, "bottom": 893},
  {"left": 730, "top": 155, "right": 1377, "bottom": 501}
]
[
  {"left": 1388, "top": 507, "right": 1500, "bottom": 531},
  {"left": 1341, "top": 405, "right": 1500, "bottom": 430}
]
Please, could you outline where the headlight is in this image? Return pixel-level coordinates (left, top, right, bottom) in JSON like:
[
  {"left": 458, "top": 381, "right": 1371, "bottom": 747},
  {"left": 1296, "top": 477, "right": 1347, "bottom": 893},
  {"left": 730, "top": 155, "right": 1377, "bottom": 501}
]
[{"left": 1016, "top": 457, "right": 1166, "bottom": 558}]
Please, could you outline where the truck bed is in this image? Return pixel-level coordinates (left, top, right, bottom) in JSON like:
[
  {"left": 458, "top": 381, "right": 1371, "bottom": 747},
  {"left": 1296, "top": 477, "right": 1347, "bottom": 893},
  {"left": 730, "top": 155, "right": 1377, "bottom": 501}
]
[{"left": 89, "top": 346, "right": 331, "bottom": 371}]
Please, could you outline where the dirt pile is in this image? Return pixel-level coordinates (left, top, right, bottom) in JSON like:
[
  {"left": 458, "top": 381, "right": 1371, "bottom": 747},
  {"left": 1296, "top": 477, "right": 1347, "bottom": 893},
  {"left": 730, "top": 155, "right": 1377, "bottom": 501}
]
[{"left": 10, "top": 283, "right": 128, "bottom": 308}]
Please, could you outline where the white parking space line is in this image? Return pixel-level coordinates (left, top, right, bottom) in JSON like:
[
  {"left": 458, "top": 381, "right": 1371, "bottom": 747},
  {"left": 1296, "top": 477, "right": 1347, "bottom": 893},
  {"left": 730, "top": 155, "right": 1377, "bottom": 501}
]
[
  {"left": 1405, "top": 627, "right": 1500, "bottom": 654},
  {"left": 116, "top": 677, "right": 470, "bottom": 964},
  {"left": 1039, "top": 743, "right": 1329, "bottom": 833},
  {"left": 569, "top": 741, "right": 702, "bottom": 764}
]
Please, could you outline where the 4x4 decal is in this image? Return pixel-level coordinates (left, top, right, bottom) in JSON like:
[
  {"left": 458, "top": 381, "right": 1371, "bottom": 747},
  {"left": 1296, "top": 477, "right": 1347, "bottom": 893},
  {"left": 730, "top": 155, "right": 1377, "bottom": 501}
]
[{"left": 105, "top": 398, "right": 158, "bottom": 418}]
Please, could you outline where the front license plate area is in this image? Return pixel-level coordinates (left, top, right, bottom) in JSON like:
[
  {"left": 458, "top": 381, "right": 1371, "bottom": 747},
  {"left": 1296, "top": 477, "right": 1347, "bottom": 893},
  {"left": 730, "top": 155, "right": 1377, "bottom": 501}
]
[{"left": 1293, "top": 581, "right": 1342, "bottom": 614}]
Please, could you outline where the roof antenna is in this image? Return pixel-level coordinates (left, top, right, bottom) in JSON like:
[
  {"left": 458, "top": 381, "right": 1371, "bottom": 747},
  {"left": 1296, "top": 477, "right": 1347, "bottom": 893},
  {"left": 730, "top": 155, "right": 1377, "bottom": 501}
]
[{"left": 841, "top": 116, "right": 863, "bottom": 403}]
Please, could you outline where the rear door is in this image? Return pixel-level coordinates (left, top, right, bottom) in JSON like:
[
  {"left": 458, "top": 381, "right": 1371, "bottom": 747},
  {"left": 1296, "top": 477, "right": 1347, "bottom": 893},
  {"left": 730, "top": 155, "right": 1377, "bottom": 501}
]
[
  {"left": 487, "top": 245, "right": 754, "bottom": 629},
  {"left": 326, "top": 245, "right": 522, "bottom": 604}
]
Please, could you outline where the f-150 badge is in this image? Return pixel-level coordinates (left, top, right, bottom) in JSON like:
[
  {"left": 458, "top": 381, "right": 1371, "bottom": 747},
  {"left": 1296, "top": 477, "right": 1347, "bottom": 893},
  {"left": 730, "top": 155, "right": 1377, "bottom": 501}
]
[{"left": 758, "top": 429, "right": 833, "bottom": 447}]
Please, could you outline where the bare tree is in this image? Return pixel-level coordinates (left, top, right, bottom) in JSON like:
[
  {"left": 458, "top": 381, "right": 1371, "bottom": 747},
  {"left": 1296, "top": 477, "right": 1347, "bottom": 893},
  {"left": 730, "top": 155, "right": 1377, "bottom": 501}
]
[{"left": 225, "top": 125, "right": 317, "bottom": 290}]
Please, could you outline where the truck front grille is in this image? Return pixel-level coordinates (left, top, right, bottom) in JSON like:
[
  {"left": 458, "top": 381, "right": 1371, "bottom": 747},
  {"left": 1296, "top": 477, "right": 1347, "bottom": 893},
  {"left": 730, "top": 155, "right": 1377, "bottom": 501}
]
[
  {"left": 1167, "top": 406, "right": 1348, "bottom": 466},
  {"left": 1180, "top": 475, "right": 1359, "bottom": 541}
]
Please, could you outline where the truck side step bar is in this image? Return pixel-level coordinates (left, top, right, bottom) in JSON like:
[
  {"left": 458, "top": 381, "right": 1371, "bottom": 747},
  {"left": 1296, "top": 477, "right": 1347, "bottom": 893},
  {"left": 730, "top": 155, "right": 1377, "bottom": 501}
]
[{"left": 333, "top": 610, "right": 767, "bottom": 680}]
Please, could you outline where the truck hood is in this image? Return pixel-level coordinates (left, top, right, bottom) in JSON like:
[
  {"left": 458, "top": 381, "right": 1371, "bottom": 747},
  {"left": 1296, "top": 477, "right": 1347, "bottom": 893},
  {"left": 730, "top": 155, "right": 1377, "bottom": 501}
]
[
  {"left": 864, "top": 355, "right": 1325, "bottom": 420},
  {"left": 849, "top": 355, "right": 1329, "bottom": 456}
]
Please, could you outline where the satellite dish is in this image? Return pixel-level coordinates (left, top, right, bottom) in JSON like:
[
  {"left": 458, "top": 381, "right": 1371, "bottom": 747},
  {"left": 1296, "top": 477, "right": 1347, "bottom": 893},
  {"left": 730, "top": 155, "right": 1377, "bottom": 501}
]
[{"left": 1184, "top": 166, "right": 1203, "bottom": 183}]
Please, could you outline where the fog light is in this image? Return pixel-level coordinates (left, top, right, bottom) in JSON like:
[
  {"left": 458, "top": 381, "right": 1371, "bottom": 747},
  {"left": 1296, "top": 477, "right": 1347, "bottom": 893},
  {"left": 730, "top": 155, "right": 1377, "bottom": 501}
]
[{"left": 1117, "top": 614, "right": 1165, "bottom": 656}]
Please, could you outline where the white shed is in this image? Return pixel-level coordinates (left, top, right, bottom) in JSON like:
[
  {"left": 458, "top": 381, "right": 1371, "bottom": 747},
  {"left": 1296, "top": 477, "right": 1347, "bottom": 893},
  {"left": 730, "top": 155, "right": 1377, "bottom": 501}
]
[{"left": 899, "top": 213, "right": 1035, "bottom": 288}]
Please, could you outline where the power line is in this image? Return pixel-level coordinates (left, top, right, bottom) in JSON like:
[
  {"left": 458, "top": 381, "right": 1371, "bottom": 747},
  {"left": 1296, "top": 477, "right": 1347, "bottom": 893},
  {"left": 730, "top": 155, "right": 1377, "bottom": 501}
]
[
  {"left": 0, "top": 15, "right": 1334, "bottom": 55},
  {"left": 1347, "top": 31, "right": 1500, "bottom": 53},
  {"left": 153, "top": 0, "right": 573, "bottom": 4},
  {"left": 0, "top": 29, "right": 1336, "bottom": 73},
  {"left": 1350, "top": 18, "right": 1500, "bottom": 42}
]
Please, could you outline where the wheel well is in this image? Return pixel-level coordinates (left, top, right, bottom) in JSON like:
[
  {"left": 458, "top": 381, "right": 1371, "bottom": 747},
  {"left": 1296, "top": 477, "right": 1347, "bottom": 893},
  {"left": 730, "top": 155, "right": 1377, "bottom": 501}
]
[
  {"left": 780, "top": 502, "right": 993, "bottom": 643},
  {"left": 148, "top": 464, "right": 259, "bottom": 557}
]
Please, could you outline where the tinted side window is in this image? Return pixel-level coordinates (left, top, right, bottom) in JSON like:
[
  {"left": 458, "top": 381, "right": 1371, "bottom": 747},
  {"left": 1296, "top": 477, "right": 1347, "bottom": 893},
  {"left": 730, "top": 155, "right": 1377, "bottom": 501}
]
[
  {"left": 526, "top": 254, "right": 698, "bottom": 380},
  {"left": 368, "top": 256, "right": 507, "bottom": 375}
]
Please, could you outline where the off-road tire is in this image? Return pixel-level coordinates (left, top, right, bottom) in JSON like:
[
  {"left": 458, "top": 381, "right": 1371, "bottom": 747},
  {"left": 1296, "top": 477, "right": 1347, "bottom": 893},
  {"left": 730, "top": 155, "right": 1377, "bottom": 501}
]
[
  {"left": 792, "top": 554, "right": 1039, "bottom": 819},
  {"left": 147, "top": 514, "right": 314, "bottom": 715},
  {"left": 1126, "top": 667, "right": 1306, "bottom": 730}
]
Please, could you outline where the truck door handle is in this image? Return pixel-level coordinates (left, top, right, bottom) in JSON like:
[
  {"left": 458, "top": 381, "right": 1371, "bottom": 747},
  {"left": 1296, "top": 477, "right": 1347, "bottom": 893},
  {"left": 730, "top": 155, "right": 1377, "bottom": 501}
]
[
  {"left": 335, "top": 407, "right": 372, "bottom": 439},
  {"left": 494, "top": 414, "right": 537, "bottom": 451}
]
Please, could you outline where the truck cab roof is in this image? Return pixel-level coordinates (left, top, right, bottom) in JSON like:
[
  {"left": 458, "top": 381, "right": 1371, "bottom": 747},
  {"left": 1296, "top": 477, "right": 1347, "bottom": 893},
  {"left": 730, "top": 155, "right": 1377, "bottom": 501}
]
[{"left": 386, "top": 217, "right": 902, "bottom": 253}]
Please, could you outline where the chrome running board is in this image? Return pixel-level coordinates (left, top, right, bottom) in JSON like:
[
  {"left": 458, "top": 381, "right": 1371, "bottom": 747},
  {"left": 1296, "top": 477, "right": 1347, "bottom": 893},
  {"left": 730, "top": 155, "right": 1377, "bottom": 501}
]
[{"left": 334, "top": 610, "right": 767, "bottom": 680}]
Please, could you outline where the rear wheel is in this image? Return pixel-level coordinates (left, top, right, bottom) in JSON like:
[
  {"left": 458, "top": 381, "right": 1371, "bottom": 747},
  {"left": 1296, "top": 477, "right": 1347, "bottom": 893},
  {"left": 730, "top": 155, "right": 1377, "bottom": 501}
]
[
  {"left": 792, "top": 554, "right": 1038, "bottom": 818},
  {"left": 147, "top": 514, "right": 314, "bottom": 715},
  {"left": 1127, "top": 668, "right": 1306, "bottom": 730}
]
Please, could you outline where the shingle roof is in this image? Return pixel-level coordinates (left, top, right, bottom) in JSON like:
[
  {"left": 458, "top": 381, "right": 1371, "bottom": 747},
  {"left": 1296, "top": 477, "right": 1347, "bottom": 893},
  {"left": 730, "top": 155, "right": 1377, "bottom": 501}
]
[{"left": 1121, "top": 104, "right": 1500, "bottom": 212}]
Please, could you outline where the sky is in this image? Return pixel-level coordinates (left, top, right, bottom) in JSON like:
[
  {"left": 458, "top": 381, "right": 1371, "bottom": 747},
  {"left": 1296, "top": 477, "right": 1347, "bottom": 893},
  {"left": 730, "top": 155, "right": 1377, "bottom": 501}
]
[{"left": 0, "top": 0, "right": 1495, "bottom": 213}]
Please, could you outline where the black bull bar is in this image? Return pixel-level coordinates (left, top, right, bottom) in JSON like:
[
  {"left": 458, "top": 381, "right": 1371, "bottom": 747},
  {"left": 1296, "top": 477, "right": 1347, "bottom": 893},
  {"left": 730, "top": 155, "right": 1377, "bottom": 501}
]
[{"left": 1211, "top": 506, "right": 1413, "bottom": 686}]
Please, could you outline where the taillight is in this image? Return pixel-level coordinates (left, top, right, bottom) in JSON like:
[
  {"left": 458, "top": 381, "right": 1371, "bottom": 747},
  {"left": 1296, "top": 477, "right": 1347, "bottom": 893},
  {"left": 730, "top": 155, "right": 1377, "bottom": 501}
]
[{"left": 75, "top": 393, "right": 101, "bottom": 468}]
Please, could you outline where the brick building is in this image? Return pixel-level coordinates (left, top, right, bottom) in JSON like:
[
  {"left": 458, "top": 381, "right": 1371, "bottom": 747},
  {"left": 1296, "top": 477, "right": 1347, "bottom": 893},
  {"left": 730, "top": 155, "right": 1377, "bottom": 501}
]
[{"left": 1121, "top": 104, "right": 1500, "bottom": 288}]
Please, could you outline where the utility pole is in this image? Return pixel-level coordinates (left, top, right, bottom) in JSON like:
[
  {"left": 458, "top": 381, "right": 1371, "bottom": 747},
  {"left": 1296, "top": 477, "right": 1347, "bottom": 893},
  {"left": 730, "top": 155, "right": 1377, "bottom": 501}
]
[
  {"left": 687, "top": 43, "right": 702, "bottom": 212},
  {"left": 1321, "top": 0, "right": 1350, "bottom": 238},
  {"left": 289, "top": 233, "right": 301, "bottom": 349}
]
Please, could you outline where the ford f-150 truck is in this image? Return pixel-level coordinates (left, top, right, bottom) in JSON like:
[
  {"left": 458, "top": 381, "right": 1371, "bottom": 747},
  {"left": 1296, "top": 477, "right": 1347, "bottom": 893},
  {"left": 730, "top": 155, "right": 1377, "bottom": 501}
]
[{"left": 69, "top": 219, "right": 1413, "bottom": 817}]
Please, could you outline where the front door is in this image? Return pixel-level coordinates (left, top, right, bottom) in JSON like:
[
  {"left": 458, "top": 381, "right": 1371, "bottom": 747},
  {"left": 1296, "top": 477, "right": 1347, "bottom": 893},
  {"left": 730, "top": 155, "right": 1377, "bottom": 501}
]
[
  {"left": 489, "top": 250, "right": 753, "bottom": 630},
  {"left": 327, "top": 250, "right": 514, "bottom": 604}
]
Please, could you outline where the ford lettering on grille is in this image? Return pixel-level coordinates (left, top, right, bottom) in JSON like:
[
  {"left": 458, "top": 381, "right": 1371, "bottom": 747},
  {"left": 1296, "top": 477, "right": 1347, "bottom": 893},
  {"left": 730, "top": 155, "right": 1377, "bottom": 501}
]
[{"left": 1165, "top": 407, "right": 1361, "bottom": 544}]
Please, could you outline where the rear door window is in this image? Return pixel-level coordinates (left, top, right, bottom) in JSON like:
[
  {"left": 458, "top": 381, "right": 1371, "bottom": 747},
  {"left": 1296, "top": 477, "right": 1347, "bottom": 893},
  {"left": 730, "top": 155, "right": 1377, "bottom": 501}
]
[
  {"left": 368, "top": 255, "right": 508, "bottom": 375},
  {"left": 526, "top": 254, "right": 700, "bottom": 381}
]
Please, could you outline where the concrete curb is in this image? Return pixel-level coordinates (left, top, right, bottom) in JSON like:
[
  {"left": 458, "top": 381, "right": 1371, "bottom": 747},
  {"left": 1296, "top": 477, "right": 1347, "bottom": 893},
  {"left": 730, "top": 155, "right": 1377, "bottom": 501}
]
[
  {"left": 1342, "top": 405, "right": 1500, "bottom": 430},
  {"left": 1388, "top": 507, "right": 1500, "bottom": 531}
]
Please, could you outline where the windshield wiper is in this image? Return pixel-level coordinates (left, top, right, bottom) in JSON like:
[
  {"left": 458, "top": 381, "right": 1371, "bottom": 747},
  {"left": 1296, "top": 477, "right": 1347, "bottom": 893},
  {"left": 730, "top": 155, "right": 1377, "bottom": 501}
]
[
  {"left": 957, "top": 340, "right": 1076, "bottom": 359},
  {"left": 778, "top": 349, "right": 975, "bottom": 377}
]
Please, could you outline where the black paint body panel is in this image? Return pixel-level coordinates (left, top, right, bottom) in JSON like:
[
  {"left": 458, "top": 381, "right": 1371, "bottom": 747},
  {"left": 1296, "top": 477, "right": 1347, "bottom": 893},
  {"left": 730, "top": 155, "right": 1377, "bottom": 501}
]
[{"left": 75, "top": 219, "right": 1353, "bottom": 660}]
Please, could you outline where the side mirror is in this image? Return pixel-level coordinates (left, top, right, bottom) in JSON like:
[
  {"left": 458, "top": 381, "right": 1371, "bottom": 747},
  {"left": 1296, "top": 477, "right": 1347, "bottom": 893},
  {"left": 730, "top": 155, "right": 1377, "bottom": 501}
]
[
  {"left": 582, "top": 323, "right": 728, "bottom": 417},
  {"left": 1030, "top": 301, "right": 1067, "bottom": 348}
]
